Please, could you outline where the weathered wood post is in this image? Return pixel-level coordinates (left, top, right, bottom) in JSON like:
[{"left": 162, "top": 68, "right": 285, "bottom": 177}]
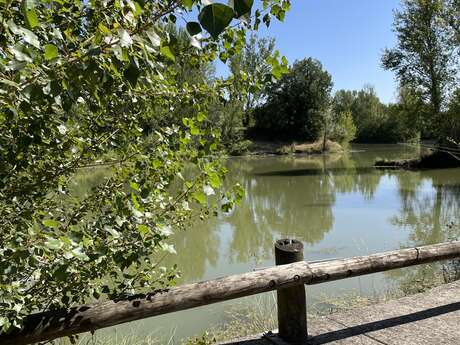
[{"left": 275, "top": 239, "right": 308, "bottom": 343}]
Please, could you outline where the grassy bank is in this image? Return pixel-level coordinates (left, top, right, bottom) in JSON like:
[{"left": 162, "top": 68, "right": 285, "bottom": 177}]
[{"left": 232, "top": 139, "right": 344, "bottom": 156}]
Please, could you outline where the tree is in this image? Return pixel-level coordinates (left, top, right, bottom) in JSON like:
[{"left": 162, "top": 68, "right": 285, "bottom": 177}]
[
  {"left": 206, "top": 34, "right": 282, "bottom": 154},
  {"left": 332, "top": 89, "right": 357, "bottom": 115},
  {"left": 444, "top": 89, "right": 460, "bottom": 145},
  {"left": 352, "top": 85, "right": 388, "bottom": 141},
  {"left": 229, "top": 34, "right": 277, "bottom": 126},
  {"left": 332, "top": 86, "right": 387, "bottom": 142},
  {"left": 0, "top": 0, "right": 291, "bottom": 335},
  {"left": 382, "top": 0, "right": 458, "bottom": 140},
  {"left": 389, "top": 86, "right": 426, "bottom": 141},
  {"left": 253, "top": 58, "right": 333, "bottom": 141},
  {"left": 445, "top": 0, "right": 460, "bottom": 51},
  {"left": 332, "top": 110, "right": 357, "bottom": 146}
]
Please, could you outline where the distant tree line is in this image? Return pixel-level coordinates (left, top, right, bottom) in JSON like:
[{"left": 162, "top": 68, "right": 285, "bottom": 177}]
[
  {"left": 209, "top": 0, "right": 460, "bottom": 152},
  {"left": 143, "top": 0, "right": 460, "bottom": 154},
  {"left": 245, "top": 58, "right": 425, "bottom": 145}
]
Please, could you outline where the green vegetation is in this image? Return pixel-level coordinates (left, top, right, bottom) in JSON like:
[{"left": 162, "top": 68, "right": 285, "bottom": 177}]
[
  {"left": 252, "top": 58, "right": 332, "bottom": 142},
  {"left": 382, "top": 0, "right": 460, "bottom": 146},
  {"left": 0, "top": 0, "right": 290, "bottom": 335},
  {"left": 332, "top": 86, "right": 422, "bottom": 143},
  {"left": 221, "top": 0, "right": 459, "bottom": 149}
]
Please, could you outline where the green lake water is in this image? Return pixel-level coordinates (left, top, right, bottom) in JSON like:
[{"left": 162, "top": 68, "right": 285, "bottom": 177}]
[{"left": 93, "top": 144, "right": 460, "bottom": 343}]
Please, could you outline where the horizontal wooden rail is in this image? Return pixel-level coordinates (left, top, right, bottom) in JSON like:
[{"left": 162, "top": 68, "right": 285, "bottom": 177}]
[{"left": 2, "top": 241, "right": 460, "bottom": 345}]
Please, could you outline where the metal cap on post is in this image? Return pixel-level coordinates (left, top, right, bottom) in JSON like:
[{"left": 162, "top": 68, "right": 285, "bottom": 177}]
[{"left": 275, "top": 239, "right": 308, "bottom": 343}]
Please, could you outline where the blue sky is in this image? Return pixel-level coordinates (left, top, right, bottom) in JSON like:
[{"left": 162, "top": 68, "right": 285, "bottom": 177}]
[{"left": 217, "top": 0, "right": 401, "bottom": 104}]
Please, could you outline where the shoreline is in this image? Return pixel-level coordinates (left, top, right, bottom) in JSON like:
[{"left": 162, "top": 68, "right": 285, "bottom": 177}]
[
  {"left": 230, "top": 139, "right": 344, "bottom": 157},
  {"left": 375, "top": 149, "right": 460, "bottom": 170}
]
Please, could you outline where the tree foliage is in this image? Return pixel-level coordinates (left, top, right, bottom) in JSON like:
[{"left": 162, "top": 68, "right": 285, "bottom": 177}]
[
  {"left": 253, "top": 58, "right": 332, "bottom": 141},
  {"left": 229, "top": 34, "right": 277, "bottom": 126},
  {"left": 202, "top": 34, "right": 286, "bottom": 154},
  {"left": 332, "top": 85, "right": 422, "bottom": 143},
  {"left": 333, "top": 87, "right": 386, "bottom": 142},
  {"left": 444, "top": 89, "right": 460, "bottom": 143},
  {"left": 332, "top": 110, "right": 357, "bottom": 146},
  {"left": 382, "top": 0, "right": 459, "bottom": 140},
  {"left": 0, "top": 0, "right": 291, "bottom": 334}
]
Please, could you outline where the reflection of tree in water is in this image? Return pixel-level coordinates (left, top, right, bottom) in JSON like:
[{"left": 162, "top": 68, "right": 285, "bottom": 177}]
[
  {"left": 387, "top": 169, "right": 460, "bottom": 292},
  {"left": 330, "top": 153, "right": 383, "bottom": 200},
  {"left": 163, "top": 217, "right": 221, "bottom": 283},
  {"left": 392, "top": 170, "right": 460, "bottom": 245},
  {"left": 251, "top": 162, "right": 334, "bottom": 243},
  {"left": 224, "top": 153, "right": 388, "bottom": 263},
  {"left": 165, "top": 145, "right": 423, "bottom": 282}
]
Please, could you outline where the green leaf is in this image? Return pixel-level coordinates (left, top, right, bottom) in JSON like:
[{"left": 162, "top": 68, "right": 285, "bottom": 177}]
[
  {"left": 0, "top": 317, "right": 11, "bottom": 333},
  {"left": 183, "top": 0, "right": 195, "bottom": 10},
  {"left": 22, "top": 0, "right": 39, "bottom": 28},
  {"left": 45, "top": 238, "right": 64, "bottom": 250},
  {"left": 0, "top": 78, "right": 20, "bottom": 89},
  {"left": 130, "top": 181, "right": 140, "bottom": 191},
  {"left": 10, "top": 44, "right": 32, "bottom": 63},
  {"left": 98, "top": 23, "right": 112, "bottom": 35},
  {"left": 71, "top": 247, "right": 90, "bottom": 261},
  {"left": 160, "top": 45, "right": 175, "bottom": 62},
  {"left": 53, "top": 265, "right": 69, "bottom": 281},
  {"left": 198, "top": 4, "right": 235, "bottom": 39},
  {"left": 112, "top": 44, "right": 128, "bottom": 62},
  {"left": 21, "top": 27, "right": 40, "bottom": 48},
  {"left": 232, "top": 0, "right": 254, "bottom": 18},
  {"left": 137, "top": 224, "right": 150, "bottom": 236},
  {"left": 197, "top": 112, "right": 206, "bottom": 122},
  {"left": 186, "top": 22, "right": 202, "bottom": 36},
  {"left": 132, "top": 1, "right": 142, "bottom": 16},
  {"left": 44, "top": 44, "right": 58, "bottom": 60},
  {"left": 105, "top": 226, "right": 120, "bottom": 239},
  {"left": 146, "top": 29, "right": 161, "bottom": 47},
  {"left": 42, "top": 219, "right": 60, "bottom": 229},
  {"left": 192, "top": 191, "right": 206, "bottom": 205},
  {"left": 24, "top": 9, "right": 39, "bottom": 28},
  {"left": 209, "top": 172, "right": 221, "bottom": 188},
  {"left": 119, "top": 28, "right": 133, "bottom": 48}
]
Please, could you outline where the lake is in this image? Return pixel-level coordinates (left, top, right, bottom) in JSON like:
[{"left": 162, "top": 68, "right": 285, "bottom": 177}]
[{"left": 96, "top": 144, "right": 460, "bottom": 343}]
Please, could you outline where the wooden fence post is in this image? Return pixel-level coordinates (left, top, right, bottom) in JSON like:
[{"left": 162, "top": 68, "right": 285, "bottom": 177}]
[{"left": 275, "top": 239, "right": 308, "bottom": 343}]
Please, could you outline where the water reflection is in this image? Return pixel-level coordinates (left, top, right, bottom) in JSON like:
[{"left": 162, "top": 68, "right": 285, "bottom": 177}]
[
  {"left": 167, "top": 145, "right": 418, "bottom": 282},
  {"left": 218, "top": 150, "right": 405, "bottom": 267},
  {"left": 88, "top": 144, "right": 460, "bottom": 341},
  {"left": 386, "top": 169, "right": 460, "bottom": 292},
  {"left": 393, "top": 169, "right": 460, "bottom": 245},
  {"left": 72, "top": 145, "right": 460, "bottom": 291},
  {"left": 167, "top": 145, "right": 460, "bottom": 290},
  {"left": 168, "top": 218, "right": 221, "bottom": 282}
]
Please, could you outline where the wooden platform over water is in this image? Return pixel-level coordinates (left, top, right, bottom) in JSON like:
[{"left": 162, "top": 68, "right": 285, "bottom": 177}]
[{"left": 221, "top": 281, "right": 460, "bottom": 345}]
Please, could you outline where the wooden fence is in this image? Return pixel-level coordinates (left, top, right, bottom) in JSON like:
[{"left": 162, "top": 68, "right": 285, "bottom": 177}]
[{"left": 2, "top": 240, "right": 460, "bottom": 345}]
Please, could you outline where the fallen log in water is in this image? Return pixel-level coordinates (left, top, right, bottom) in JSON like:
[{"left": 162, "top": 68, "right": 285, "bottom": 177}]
[{"left": 2, "top": 241, "right": 460, "bottom": 345}]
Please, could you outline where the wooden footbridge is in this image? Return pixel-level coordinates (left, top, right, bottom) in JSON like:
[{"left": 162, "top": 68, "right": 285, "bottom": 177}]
[{"left": 2, "top": 240, "right": 460, "bottom": 345}]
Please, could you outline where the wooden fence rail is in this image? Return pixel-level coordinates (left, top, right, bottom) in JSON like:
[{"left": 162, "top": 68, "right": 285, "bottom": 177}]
[{"left": 2, "top": 240, "right": 460, "bottom": 345}]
